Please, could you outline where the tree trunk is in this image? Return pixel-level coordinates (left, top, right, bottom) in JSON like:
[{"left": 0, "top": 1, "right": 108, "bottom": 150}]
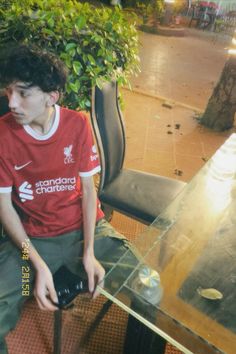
[{"left": 200, "top": 56, "right": 236, "bottom": 131}]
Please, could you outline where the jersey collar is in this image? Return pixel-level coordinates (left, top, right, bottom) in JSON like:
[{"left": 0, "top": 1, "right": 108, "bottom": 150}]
[{"left": 23, "top": 104, "right": 60, "bottom": 141}]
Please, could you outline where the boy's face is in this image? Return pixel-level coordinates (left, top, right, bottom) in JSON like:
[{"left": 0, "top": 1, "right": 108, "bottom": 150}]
[{"left": 5, "top": 81, "right": 53, "bottom": 125}]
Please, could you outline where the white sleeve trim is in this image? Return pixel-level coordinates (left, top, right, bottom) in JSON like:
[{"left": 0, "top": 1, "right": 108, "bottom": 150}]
[
  {"left": 79, "top": 165, "right": 101, "bottom": 177},
  {"left": 0, "top": 187, "right": 12, "bottom": 193}
]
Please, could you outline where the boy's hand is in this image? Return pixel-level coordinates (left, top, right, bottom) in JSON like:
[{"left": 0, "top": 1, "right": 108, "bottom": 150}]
[
  {"left": 83, "top": 252, "right": 105, "bottom": 298},
  {"left": 34, "top": 262, "right": 58, "bottom": 311}
]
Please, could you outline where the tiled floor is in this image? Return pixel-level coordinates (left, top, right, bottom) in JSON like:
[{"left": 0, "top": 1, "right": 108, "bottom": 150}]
[
  {"left": 126, "top": 27, "right": 235, "bottom": 182},
  {"left": 131, "top": 28, "right": 229, "bottom": 110},
  {"left": 122, "top": 88, "right": 235, "bottom": 183}
]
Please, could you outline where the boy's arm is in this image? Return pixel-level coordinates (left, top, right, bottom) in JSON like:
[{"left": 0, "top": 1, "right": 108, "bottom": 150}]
[
  {"left": 0, "top": 193, "right": 58, "bottom": 311},
  {"left": 81, "top": 175, "right": 105, "bottom": 297}
]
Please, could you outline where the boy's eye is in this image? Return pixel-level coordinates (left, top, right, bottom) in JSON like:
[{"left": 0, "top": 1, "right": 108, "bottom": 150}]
[
  {"left": 5, "top": 88, "right": 11, "bottom": 95},
  {"left": 20, "top": 90, "right": 29, "bottom": 97}
]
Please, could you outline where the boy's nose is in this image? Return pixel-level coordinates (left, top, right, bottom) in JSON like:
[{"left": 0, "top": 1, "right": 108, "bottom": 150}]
[{"left": 8, "top": 92, "right": 20, "bottom": 111}]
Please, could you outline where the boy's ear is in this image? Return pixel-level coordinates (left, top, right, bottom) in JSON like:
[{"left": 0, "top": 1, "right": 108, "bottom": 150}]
[{"left": 46, "top": 91, "right": 59, "bottom": 106}]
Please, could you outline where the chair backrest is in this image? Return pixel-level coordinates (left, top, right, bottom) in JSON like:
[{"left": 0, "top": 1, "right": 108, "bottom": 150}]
[
  {"left": 0, "top": 96, "right": 9, "bottom": 243},
  {"left": 0, "top": 224, "right": 7, "bottom": 244},
  {"left": 0, "top": 95, "right": 9, "bottom": 117},
  {"left": 90, "top": 80, "right": 126, "bottom": 192}
]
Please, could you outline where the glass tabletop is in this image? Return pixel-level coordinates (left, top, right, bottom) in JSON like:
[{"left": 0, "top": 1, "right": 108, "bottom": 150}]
[{"left": 98, "top": 133, "right": 236, "bottom": 354}]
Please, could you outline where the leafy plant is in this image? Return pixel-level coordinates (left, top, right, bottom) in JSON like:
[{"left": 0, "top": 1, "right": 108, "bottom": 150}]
[
  {"left": 0, "top": 0, "right": 140, "bottom": 110},
  {"left": 137, "top": 0, "right": 164, "bottom": 27}
]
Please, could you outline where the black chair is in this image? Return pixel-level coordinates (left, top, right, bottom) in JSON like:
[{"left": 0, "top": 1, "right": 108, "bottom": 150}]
[
  {"left": 90, "top": 80, "right": 186, "bottom": 225},
  {"left": 0, "top": 94, "right": 9, "bottom": 116}
]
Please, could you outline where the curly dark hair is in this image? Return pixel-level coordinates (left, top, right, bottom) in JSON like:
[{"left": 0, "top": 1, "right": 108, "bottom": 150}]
[{"left": 0, "top": 45, "right": 68, "bottom": 92}]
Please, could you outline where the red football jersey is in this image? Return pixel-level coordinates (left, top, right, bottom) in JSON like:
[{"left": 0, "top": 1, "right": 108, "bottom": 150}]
[{"left": 0, "top": 105, "right": 104, "bottom": 237}]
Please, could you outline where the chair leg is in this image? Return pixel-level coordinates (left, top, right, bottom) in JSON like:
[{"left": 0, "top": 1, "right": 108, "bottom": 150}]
[
  {"left": 53, "top": 310, "right": 62, "bottom": 354},
  {"left": 102, "top": 204, "right": 114, "bottom": 222},
  {"left": 79, "top": 300, "right": 113, "bottom": 349}
]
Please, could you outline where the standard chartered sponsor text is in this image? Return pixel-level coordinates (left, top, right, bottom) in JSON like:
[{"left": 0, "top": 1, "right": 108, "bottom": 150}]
[{"left": 35, "top": 177, "right": 76, "bottom": 194}]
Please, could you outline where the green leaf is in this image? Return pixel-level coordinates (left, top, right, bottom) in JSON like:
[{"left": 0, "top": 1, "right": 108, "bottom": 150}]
[
  {"left": 69, "top": 82, "right": 79, "bottom": 93},
  {"left": 65, "top": 42, "right": 77, "bottom": 52},
  {"left": 76, "top": 47, "right": 82, "bottom": 55},
  {"left": 87, "top": 54, "right": 96, "bottom": 66},
  {"left": 76, "top": 16, "right": 86, "bottom": 29},
  {"left": 105, "top": 22, "right": 112, "bottom": 32},
  {"left": 73, "top": 61, "right": 82, "bottom": 75},
  {"left": 47, "top": 17, "right": 54, "bottom": 28},
  {"left": 42, "top": 28, "right": 54, "bottom": 36},
  {"left": 69, "top": 79, "right": 81, "bottom": 93},
  {"left": 85, "top": 99, "right": 91, "bottom": 108}
]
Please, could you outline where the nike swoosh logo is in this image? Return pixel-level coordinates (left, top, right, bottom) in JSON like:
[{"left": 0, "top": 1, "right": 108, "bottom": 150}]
[{"left": 14, "top": 161, "right": 32, "bottom": 170}]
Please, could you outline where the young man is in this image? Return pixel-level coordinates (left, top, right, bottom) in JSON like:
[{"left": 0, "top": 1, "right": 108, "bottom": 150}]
[{"left": 0, "top": 45, "right": 137, "bottom": 353}]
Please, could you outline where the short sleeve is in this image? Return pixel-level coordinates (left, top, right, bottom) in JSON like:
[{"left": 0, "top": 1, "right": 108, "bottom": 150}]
[
  {"left": 78, "top": 117, "right": 101, "bottom": 177},
  {"left": 0, "top": 157, "right": 13, "bottom": 193}
]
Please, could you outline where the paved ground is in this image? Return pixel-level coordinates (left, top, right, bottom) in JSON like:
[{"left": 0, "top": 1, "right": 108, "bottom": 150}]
[
  {"left": 121, "top": 27, "right": 235, "bottom": 184},
  {"left": 130, "top": 27, "right": 230, "bottom": 110}
]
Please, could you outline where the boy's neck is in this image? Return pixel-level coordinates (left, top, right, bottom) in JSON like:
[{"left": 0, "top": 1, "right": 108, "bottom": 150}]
[{"left": 29, "top": 106, "right": 56, "bottom": 135}]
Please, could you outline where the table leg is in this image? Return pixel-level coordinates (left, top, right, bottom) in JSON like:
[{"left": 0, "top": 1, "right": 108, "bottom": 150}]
[
  {"left": 123, "top": 298, "right": 166, "bottom": 354},
  {"left": 123, "top": 315, "right": 166, "bottom": 354}
]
